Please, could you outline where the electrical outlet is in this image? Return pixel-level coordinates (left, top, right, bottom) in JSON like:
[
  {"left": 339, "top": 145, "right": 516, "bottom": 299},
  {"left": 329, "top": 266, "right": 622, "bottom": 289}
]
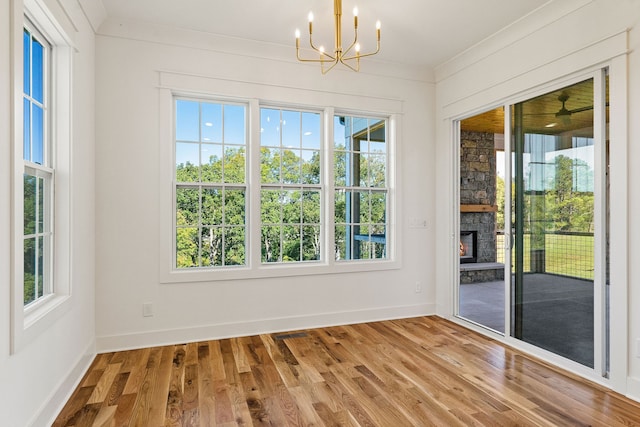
[
  {"left": 142, "top": 302, "right": 154, "bottom": 317},
  {"left": 415, "top": 281, "right": 422, "bottom": 293}
]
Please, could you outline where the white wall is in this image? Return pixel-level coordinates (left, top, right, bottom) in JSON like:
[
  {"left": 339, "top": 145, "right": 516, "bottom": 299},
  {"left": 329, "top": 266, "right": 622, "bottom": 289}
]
[
  {"left": 434, "top": 0, "right": 640, "bottom": 400},
  {"left": 0, "top": 0, "right": 102, "bottom": 426},
  {"left": 94, "top": 21, "right": 436, "bottom": 351}
]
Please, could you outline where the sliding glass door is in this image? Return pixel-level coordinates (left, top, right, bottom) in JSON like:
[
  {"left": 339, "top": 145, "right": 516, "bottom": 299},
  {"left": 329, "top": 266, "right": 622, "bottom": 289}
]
[
  {"left": 457, "top": 71, "right": 609, "bottom": 373},
  {"left": 511, "top": 76, "right": 608, "bottom": 369}
]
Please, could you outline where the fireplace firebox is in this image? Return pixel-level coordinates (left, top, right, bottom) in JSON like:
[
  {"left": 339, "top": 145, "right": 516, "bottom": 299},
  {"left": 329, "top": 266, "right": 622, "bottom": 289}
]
[{"left": 460, "top": 231, "right": 478, "bottom": 264}]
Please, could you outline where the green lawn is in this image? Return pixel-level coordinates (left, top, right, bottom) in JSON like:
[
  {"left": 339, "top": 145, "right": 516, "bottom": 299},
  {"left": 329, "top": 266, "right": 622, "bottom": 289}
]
[{"left": 496, "top": 233, "right": 594, "bottom": 280}]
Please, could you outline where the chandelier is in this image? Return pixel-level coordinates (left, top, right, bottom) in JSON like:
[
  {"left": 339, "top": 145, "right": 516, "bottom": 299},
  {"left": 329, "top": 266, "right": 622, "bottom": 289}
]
[{"left": 295, "top": 0, "right": 381, "bottom": 74}]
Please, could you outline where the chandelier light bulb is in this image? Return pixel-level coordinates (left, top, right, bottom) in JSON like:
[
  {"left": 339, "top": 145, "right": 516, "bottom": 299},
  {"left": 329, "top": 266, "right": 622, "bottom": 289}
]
[
  {"left": 295, "top": 29, "right": 300, "bottom": 39},
  {"left": 376, "top": 20, "right": 381, "bottom": 30},
  {"left": 319, "top": 46, "right": 325, "bottom": 54},
  {"left": 355, "top": 43, "right": 361, "bottom": 52},
  {"left": 353, "top": 7, "right": 358, "bottom": 16},
  {"left": 308, "top": 12, "right": 314, "bottom": 22}
]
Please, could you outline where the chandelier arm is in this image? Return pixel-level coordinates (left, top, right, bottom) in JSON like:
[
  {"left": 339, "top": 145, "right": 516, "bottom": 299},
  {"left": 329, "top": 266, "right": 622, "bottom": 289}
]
[
  {"left": 342, "top": 40, "right": 380, "bottom": 61},
  {"left": 308, "top": 33, "right": 336, "bottom": 61},
  {"left": 338, "top": 56, "right": 360, "bottom": 72},
  {"left": 321, "top": 59, "right": 341, "bottom": 74},
  {"left": 341, "top": 28, "right": 359, "bottom": 59}
]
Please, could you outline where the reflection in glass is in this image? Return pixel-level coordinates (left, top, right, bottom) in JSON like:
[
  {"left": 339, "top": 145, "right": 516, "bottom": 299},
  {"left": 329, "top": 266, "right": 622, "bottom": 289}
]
[{"left": 512, "top": 78, "right": 598, "bottom": 368}]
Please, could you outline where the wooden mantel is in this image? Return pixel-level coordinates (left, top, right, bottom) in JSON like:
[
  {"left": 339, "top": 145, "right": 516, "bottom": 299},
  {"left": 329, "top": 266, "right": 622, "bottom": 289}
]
[{"left": 460, "top": 204, "right": 498, "bottom": 213}]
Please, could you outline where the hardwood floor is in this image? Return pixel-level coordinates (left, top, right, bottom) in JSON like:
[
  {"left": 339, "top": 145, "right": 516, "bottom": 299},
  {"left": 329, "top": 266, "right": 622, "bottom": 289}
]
[{"left": 54, "top": 316, "right": 640, "bottom": 426}]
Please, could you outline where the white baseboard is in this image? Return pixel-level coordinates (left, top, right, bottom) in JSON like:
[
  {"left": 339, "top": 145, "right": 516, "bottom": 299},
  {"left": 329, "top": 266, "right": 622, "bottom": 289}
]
[
  {"left": 96, "top": 303, "right": 436, "bottom": 353},
  {"left": 627, "top": 376, "right": 640, "bottom": 403},
  {"left": 30, "top": 340, "right": 96, "bottom": 427}
]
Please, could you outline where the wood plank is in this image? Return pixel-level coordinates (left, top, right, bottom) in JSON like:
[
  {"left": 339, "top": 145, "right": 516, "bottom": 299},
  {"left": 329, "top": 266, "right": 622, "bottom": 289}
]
[
  {"left": 53, "top": 316, "right": 640, "bottom": 426},
  {"left": 460, "top": 204, "right": 498, "bottom": 212}
]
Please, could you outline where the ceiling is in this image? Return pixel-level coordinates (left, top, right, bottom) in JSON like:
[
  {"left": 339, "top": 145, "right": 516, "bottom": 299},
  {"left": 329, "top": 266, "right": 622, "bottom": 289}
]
[
  {"left": 461, "top": 78, "right": 607, "bottom": 136},
  {"left": 98, "top": 0, "right": 551, "bottom": 69}
]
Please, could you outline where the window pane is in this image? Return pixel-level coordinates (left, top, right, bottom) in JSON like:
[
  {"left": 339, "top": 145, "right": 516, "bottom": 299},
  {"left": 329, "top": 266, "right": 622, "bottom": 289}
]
[
  {"left": 224, "top": 104, "right": 245, "bottom": 145},
  {"left": 359, "top": 153, "right": 368, "bottom": 187},
  {"left": 261, "top": 226, "right": 281, "bottom": 262},
  {"left": 334, "top": 190, "right": 347, "bottom": 225},
  {"left": 37, "top": 236, "right": 44, "bottom": 298},
  {"left": 201, "top": 188, "right": 222, "bottom": 226},
  {"left": 334, "top": 226, "right": 347, "bottom": 261},
  {"left": 24, "top": 237, "right": 36, "bottom": 305},
  {"left": 302, "top": 191, "right": 320, "bottom": 224},
  {"left": 176, "top": 100, "right": 200, "bottom": 142},
  {"left": 223, "top": 147, "right": 245, "bottom": 184},
  {"left": 334, "top": 116, "right": 347, "bottom": 149},
  {"left": 200, "top": 226, "right": 221, "bottom": 267},
  {"left": 301, "top": 150, "right": 320, "bottom": 185},
  {"left": 176, "top": 142, "right": 200, "bottom": 182},
  {"left": 261, "top": 148, "right": 280, "bottom": 184},
  {"left": 176, "top": 187, "right": 199, "bottom": 226},
  {"left": 369, "top": 154, "right": 386, "bottom": 187},
  {"left": 359, "top": 191, "right": 370, "bottom": 223},
  {"left": 32, "top": 104, "right": 43, "bottom": 165},
  {"left": 334, "top": 152, "right": 347, "bottom": 186},
  {"left": 282, "top": 110, "right": 301, "bottom": 149},
  {"left": 201, "top": 102, "right": 222, "bottom": 143},
  {"left": 302, "top": 112, "right": 320, "bottom": 149},
  {"left": 282, "top": 190, "right": 302, "bottom": 224},
  {"left": 32, "top": 38, "right": 44, "bottom": 103},
  {"left": 224, "top": 189, "right": 245, "bottom": 226},
  {"left": 282, "top": 149, "right": 301, "bottom": 184},
  {"left": 261, "top": 190, "right": 282, "bottom": 225},
  {"left": 225, "top": 227, "right": 245, "bottom": 265},
  {"left": 176, "top": 227, "right": 198, "bottom": 268},
  {"left": 282, "top": 225, "right": 301, "bottom": 262},
  {"left": 23, "top": 30, "right": 30, "bottom": 96},
  {"left": 302, "top": 226, "right": 320, "bottom": 261},
  {"left": 23, "top": 99, "right": 30, "bottom": 161},
  {"left": 38, "top": 176, "right": 44, "bottom": 232},
  {"left": 23, "top": 174, "right": 36, "bottom": 235},
  {"left": 371, "top": 191, "right": 387, "bottom": 224},
  {"left": 201, "top": 144, "right": 223, "bottom": 182},
  {"left": 261, "top": 108, "right": 280, "bottom": 147}
]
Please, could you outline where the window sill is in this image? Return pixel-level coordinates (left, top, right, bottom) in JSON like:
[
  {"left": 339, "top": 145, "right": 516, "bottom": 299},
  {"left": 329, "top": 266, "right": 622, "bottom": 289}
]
[{"left": 160, "top": 258, "right": 401, "bottom": 284}]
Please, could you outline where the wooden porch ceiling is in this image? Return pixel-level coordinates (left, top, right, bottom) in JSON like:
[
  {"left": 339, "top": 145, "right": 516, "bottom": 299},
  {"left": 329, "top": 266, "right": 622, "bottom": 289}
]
[{"left": 460, "top": 78, "right": 607, "bottom": 136}]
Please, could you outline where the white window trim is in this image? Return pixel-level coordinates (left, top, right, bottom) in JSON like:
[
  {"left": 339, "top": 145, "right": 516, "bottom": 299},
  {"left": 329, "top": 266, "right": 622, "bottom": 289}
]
[
  {"left": 11, "top": 3, "right": 73, "bottom": 353},
  {"left": 158, "top": 77, "right": 402, "bottom": 284}
]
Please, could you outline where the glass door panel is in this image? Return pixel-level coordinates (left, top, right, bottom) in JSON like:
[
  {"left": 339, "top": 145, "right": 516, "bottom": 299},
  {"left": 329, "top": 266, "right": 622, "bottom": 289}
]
[
  {"left": 457, "top": 107, "right": 506, "bottom": 333},
  {"left": 511, "top": 78, "right": 599, "bottom": 367}
]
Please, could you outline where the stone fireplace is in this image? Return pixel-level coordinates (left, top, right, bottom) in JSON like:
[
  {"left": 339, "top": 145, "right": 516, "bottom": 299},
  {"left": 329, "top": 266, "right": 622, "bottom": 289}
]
[{"left": 459, "top": 130, "right": 504, "bottom": 284}]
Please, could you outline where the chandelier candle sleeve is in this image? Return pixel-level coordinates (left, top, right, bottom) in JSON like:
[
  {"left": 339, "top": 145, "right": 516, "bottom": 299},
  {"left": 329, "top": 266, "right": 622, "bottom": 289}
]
[{"left": 295, "top": 0, "right": 381, "bottom": 74}]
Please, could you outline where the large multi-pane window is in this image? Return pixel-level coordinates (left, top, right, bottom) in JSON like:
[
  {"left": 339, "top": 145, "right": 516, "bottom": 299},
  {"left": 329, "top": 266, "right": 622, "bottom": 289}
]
[
  {"left": 334, "top": 115, "right": 388, "bottom": 260},
  {"left": 23, "top": 24, "right": 52, "bottom": 306},
  {"left": 172, "top": 98, "right": 391, "bottom": 272},
  {"left": 260, "top": 108, "right": 321, "bottom": 263},
  {"left": 175, "top": 99, "right": 247, "bottom": 268}
]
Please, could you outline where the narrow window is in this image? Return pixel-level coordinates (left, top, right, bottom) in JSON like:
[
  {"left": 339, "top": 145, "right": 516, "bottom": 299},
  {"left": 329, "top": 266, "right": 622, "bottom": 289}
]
[
  {"left": 260, "top": 108, "right": 322, "bottom": 263},
  {"left": 23, "top": 25, "right": 53, "bottom": 306},
  {"left": 174, "top": 99, "right": 248, "bottom": 268},
  {"left": 334, "top": 115, "right": 388, "bottom": 261}
]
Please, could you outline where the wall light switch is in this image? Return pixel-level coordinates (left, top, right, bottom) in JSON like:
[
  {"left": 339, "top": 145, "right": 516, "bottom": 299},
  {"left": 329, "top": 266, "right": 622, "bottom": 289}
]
[{"left": 143, "top": 302, "right": 154, "bottom": 317}]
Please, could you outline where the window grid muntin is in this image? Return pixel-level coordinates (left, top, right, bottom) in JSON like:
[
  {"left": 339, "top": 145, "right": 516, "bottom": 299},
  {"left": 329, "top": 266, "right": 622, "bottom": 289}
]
[
  {"left": 260, "top": 107, "right": 322, "bottom": 264},
  {"left": 334, "top": 115, "right": 389, "bottom": 261},
  {"left": 175, "top": 98, "right": 248, "bottom": 269},
  {"left": 23, "top": 22, "right": 53, "bottom": 307}
]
